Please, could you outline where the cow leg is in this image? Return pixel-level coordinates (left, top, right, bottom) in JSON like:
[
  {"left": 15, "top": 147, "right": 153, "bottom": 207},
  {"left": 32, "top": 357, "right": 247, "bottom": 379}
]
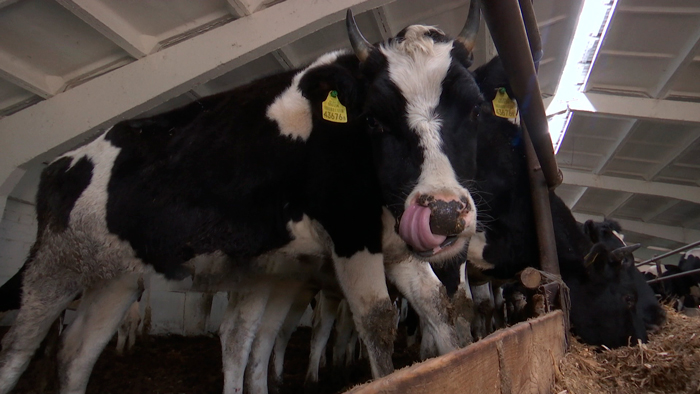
[
  {"left": 220, "top": 282, "right": 271, "bottom": 394},
  {"left": 115, "top": 301, "right": 141, "bottom": 355},
  {"left": 304, "top": 290, "right": 340, "bottom": 393},
  {"left": 245, "top": 281, "right": 303, "bottom": 394},
  {"left": 453, "top": 262, "right": 474, "bottom": 346},
  {"left": 58, "top": 273, "right": 142, "bottom": 394},
  {"left": 331, "top": 299, "right": 354, "bottom": 368},
  {"left": 269, "top": 286, "right": 317, "bottom": 394},
  {"left": 492, "top": 284, "right": 506, "bottom": 330},
  {"left": 0, "top": 263, "right": 80, "bottom": 394},
  {"left": 333, "top": 252, "right": 395, "bottom": 379},
  {"left": 471, "top": 282, "right": 495, "bottom": 340},
  {"left": 386, "top": 259, "right": 459, "bottom": 357}
]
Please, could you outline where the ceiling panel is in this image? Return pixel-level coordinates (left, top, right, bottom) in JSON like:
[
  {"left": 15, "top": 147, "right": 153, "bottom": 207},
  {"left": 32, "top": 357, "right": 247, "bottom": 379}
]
[
  {"left": 98, "top": 0, "right": 230, "bottom": 41},
  {"left": 0, "top": 0, "right": 127, "bottom": 79}
]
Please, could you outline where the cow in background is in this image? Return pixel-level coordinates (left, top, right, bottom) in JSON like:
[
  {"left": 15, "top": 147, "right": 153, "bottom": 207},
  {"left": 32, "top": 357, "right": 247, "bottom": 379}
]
[
  {"left": 581, "top": 219, "right": 666, "bottom": 333},
  {"left": 464, "top": 56, "right": 650, "bottom": 348},
  {"left": 654, "top": 249, "right": 700, "bottom": 313}
]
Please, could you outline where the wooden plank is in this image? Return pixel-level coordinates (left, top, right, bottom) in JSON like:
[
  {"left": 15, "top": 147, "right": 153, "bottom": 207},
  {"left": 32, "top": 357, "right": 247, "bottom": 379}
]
[{"left": 344, "top": 310, "right": 565, "bottom": 394}]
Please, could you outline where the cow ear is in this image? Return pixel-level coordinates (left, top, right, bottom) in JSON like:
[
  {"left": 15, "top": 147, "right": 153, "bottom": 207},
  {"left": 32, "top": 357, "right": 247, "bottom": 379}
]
[
  {"left": 298, "top": 62, "right": 363, "bottom": 122},
  {"left": 583, "top": 243, "right": 609, "bottom": 270},
  {"left": 583, "top": 220, "right": 597, "bottom": 243}
]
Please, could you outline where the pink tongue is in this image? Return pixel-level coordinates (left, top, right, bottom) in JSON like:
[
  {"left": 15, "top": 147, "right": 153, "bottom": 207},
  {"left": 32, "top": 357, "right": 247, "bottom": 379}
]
[{"left": 398, "top": 204, "right": 447, "bottom": 252}]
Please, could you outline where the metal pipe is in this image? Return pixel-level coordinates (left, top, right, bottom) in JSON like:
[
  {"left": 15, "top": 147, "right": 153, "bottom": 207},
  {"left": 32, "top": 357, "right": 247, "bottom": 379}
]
[
  {"left": 481, "top": 0, "right": 562, "bottom": 189},
  {"left": 647, "top": 267, "right": 700, "bottom": 284},
  {"left": 522, "top": 125, "right": 560, "bottom": 276},
  {"left": 517, "top": 0, "right": 543, "bottom": 69},
  {"left": 636, "top": 239, "right": 700, "bottom": 267}
]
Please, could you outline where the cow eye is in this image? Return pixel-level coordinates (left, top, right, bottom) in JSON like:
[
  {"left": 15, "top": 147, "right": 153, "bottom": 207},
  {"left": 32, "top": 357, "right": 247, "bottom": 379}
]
[
  {"left": 623, "top": 294, "right": 636, "bottom": 309},
  {"left": 366, "top": 115, "right": 384, "bottom": 133}
]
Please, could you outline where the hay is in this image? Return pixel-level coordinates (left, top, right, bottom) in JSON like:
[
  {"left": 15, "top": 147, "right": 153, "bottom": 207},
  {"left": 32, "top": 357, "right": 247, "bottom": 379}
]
[{"left": 555, "top": 305, "right": 700, "bottom": 394}]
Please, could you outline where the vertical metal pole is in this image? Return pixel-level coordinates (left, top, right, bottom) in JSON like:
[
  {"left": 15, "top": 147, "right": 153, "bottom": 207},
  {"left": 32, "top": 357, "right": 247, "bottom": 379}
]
[{"left": 522, "top": 125, "right": 560, "bottom": 276}]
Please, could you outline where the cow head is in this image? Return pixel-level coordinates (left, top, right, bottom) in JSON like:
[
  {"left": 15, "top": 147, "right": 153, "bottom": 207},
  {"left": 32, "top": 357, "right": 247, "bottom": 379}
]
[
  {"left": 345, "top": 1, "right": 481, "bottom": 263},
  {"left": 568, "top": 242, "right": 648, "bottom": 347}
]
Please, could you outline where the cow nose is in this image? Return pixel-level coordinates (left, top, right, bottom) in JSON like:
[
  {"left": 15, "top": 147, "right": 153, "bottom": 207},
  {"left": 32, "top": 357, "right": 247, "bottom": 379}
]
[{"left": 417, "top": 194, "right": 470, "bottom": 236}]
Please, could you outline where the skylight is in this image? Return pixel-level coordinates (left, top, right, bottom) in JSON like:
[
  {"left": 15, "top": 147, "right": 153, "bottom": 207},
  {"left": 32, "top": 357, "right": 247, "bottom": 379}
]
[{"left": 547, "top": 0, "right": 617, "bottom": 152}]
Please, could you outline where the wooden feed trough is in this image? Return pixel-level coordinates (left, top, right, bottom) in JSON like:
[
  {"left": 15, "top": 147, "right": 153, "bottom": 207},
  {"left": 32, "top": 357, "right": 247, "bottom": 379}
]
[{"left": 344, "top": 310, "right": 566, "bottom": 394}]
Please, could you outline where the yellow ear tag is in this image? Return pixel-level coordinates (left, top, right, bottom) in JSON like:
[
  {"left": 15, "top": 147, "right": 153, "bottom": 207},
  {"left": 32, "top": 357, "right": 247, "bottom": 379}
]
[
  {"left": 322, "top": 90, "right": 348, "bottom": 123},
  {"left": 492, "top": 88, "right": 518, "bottom": 119}
]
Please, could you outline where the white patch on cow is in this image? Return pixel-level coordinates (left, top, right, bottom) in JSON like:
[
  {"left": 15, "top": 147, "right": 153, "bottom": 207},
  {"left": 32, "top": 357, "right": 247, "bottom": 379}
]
[
  {"left": 381, "top": 27, "right": 474, "bottom": 215},
  {"left": 267, "top": 50, "right": 349, "bottom": 141},
  {"left": 467, "top": 232, "right": 495, "bottom": 270},
  {"left": 54, "top": 131, "right": 146, "bottom": 280}
]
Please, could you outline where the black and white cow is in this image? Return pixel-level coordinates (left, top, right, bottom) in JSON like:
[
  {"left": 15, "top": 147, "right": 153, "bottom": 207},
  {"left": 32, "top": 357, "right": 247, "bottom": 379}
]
[
  {"left": 0, "top": 5, "right": 489, "bottom": 393},
  {"left": 655, "top": 249, "right": 700, "bottom": 310},
  {"left": 463, "top": 57, "right": 652, "bottom": 348}
]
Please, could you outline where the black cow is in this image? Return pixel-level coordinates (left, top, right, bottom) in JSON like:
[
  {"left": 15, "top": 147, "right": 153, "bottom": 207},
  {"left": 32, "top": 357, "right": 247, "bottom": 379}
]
[
  {"left": 582, "top": 219, "right": 666, "bottom": 333},
  {"left": 464, "top": 57, "right": 650, "bottom": 348},
  {"left": 0, "top": 6, "right": 490, "bottom": 394}
]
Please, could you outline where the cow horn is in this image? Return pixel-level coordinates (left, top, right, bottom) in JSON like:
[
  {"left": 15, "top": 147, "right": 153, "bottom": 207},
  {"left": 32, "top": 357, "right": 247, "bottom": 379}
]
[
  {"left": 456, "top": 0, "right": 480, "bottom": 52},
  {"left": 346, "top": 9, "right": 372, "bottom": 62},
  {"left": 612, "top": 243, "right": 641, "bottom": 261}
]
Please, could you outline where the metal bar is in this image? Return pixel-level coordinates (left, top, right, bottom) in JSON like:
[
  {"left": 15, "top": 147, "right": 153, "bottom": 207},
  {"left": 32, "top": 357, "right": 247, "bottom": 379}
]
[
  {"left": 636, "top": 239, "right": 700, "bottom": 267},
  {"left": 647, "top": 267, "right": 700, "bottom": 284},
  {"left": 481, "top": 0, "right": 562, "bottom": 189},
  {"left": 518, "top": 0, "right": 543, "bottom": 69},
  {"left": 522, "top": 125, "right": 560, "bottom": 276}
]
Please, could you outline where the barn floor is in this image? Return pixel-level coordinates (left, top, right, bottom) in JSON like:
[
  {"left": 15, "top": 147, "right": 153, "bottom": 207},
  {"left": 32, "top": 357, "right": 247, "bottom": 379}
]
[
  {"left": 556, "top": 305, "right": 700, "bottom": 394},
  {"left": 2, "top": 325, "right": 421, "bottom": 394}
]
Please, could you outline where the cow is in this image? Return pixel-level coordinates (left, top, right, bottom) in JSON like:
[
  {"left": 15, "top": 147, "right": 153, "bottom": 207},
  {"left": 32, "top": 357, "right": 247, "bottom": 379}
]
[
  {"left": 463, "top": 56, "right": 652, "bottom": 348},
  {"left": 655, "top": 249, "right": 700, "bottom": 311},
  {"left": 581, "top": 219, "right": 666, "bottom": 333},
  {"left": 0, "top": 4, "right": 489, "bottom": 393}
]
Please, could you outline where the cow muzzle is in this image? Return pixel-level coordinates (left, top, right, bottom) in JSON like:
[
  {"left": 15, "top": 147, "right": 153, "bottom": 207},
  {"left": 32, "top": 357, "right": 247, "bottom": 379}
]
[{"left": 398, "top": 194, "right": 473, "bottom": 256}]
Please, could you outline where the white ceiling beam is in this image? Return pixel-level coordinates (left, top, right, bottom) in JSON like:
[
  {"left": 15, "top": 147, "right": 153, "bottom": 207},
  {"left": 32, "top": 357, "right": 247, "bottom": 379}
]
[
  {"left": 568, "top": 91, "right": 700, "bottom": 124},
  {"left": 226, "top": 0, "right": 267, "bottom": 17},
  {"left": 0, "top": 0, "right": 394, "bottom": 185},
  {"left": 56, "top": 0, "right": 158, "bottom": 58},
  {"left": 592, "top": 118, "right": 637, "bottom": 174},
  {"left": 371, "top": 6, "right": 393, "bottom": 40},
  {"left": 0, "top": 51, "right": 64, "bottom": 98},
  {"left": 562, "top": 169, "right": 700, "bottom": 205},
  {"left": 643, "top": 131, "right": 700, "bottom": 181},
  {"left": 573, "top": 212, "right": 700, "bottom": 245}
]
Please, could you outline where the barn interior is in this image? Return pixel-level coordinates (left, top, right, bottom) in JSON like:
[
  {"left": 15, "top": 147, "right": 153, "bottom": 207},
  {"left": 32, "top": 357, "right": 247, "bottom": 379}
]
[{"left": 0, "top": 0, "right": 699, "bottom": 393}]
